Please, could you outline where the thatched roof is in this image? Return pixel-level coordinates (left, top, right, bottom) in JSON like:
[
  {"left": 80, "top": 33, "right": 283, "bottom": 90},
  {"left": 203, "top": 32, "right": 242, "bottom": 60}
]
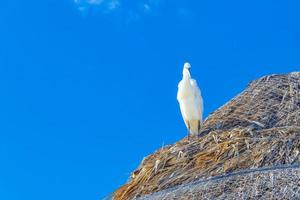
[
  {"left": 137, "top": 165, "right": 300, "bottom": 200},
  {"left": 112, "top": 72, "right": 300, "bottom": 200}
]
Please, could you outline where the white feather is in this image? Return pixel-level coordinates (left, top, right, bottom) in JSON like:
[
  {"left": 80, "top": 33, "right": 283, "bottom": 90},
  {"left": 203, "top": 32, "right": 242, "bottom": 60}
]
[{"left": 177, "top": 63, "right": 203, "bottom": 135}]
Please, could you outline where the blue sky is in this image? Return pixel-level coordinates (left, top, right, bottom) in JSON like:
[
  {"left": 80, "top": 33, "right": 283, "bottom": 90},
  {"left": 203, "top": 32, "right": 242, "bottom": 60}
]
[{"left": 0, "top": 0, "right": 300, "bottom": 199}]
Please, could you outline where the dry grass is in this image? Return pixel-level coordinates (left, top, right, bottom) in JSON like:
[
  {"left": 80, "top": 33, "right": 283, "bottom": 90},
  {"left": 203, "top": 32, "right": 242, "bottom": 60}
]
[
  {"left": 137, "top": 165, "right": 300, "bottom": 200},
  {"left": 112, "top": 72, "right": 300, "bottom": 200}
]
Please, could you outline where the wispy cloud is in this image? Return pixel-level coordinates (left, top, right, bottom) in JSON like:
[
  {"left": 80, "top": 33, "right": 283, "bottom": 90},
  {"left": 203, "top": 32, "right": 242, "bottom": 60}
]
[
  {"left": 74, "top": 0, "right": 162, "bottom": 14},
  {"left": 143, "top": 3, "right": 151, "bottom": 14},
  {"left": 74, "top": 0, "right": 120, "bottom": 13},
  {"left": 74, "top": 0, "right": 103, "bottom": 6},
  {"left": 74, "top": 0, "right": 189, "bottom": 24},
  {"left": 108, "top": 0, "right": 120, "bottom": 10}
]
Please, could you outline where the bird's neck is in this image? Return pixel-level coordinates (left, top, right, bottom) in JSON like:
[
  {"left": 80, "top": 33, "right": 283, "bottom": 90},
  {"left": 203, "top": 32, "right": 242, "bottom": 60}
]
[{"left": 182, "top": 68, "right": 191, "bottom": 80}]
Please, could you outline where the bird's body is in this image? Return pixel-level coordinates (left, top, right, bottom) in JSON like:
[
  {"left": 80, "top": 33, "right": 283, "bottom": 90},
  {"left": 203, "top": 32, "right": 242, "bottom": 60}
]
[{"left": 177, "top": 63, "right": 203, "bottom": 137}]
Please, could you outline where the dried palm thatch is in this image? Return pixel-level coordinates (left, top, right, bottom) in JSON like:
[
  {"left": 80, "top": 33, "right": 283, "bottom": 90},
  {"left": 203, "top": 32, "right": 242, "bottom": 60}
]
[
  {"left": 137, "top": 165, "right": 300, "bottom": 200},
  {"left": 112, "top": 72, "right": 300, "bottom": 200}
]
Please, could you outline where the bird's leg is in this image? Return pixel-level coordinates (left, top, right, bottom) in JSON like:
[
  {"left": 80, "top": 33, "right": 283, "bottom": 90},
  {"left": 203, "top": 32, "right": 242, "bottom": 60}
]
[
  {"left": 187, "top": 122, "right": 191, "bottom": 141},
  {"left": 187, "top": 130, "right": 191, "bottom": 141},
  {"left": 197, "top": 120, "right": 201, "bottom": 138}
]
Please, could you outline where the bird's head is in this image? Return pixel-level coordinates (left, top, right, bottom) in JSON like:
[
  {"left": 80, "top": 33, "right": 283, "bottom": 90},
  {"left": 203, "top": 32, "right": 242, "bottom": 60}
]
[
  {"left": 182, "top": 62, "right": 191, "bottom": 78},
  {"left": 183, "top": 62, "right": 191, "bottom": 70}
]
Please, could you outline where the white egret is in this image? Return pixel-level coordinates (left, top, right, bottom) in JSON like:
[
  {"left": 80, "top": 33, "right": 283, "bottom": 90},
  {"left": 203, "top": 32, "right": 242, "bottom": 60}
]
[{"left": 177, "top": 62, "right": 203, "bottom": 139}]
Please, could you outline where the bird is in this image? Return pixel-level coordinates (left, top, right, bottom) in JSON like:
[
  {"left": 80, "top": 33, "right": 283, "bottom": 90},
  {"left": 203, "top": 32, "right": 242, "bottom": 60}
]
[{"left": 177, "top": 62, "right": 203, "bottom": 139}]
